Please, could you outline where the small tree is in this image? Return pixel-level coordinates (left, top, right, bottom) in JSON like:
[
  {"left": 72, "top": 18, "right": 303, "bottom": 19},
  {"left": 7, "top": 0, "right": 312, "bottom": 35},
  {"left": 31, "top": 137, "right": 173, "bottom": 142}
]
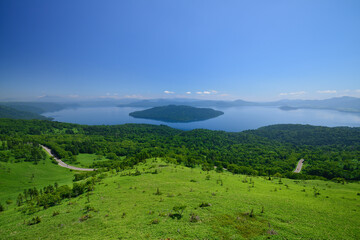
[
  {"left": 154, "top": 188, "right": 162, "bottom": 195},
  {"left": 170, "top": 205, "right": 186, "bottom": 219},
  {"left": 0, "top": 202, "right": 4, "bottom": 212},
  {"left": 17, "top": 193, "right": 23, "bottom": 206}
]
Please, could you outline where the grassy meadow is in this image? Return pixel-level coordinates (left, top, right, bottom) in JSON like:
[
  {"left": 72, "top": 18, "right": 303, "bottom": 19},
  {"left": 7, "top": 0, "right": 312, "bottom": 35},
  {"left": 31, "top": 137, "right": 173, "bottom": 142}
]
[
  {"left": 67, "top": 153, "right": 108, "bottom": 168},
  {"left": 0, "top": 155, "right": 74, "bottom": 203},
  {"left": 0, "top": 158, "right": 359, "bottom": 239}
]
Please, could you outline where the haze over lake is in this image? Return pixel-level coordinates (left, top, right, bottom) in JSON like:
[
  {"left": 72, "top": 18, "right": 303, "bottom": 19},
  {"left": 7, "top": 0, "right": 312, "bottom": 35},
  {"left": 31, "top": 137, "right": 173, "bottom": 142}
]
[{"left": 42, "top": 106, "right": 360, "bottom": 132}]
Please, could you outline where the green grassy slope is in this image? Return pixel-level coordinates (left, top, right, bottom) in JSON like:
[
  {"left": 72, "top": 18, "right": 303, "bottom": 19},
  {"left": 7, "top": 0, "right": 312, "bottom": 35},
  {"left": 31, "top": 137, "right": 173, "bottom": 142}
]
[
  {"left": 1, "top": 159, "right": 359, "bottom": 240},
  {"left": 0, "top": 156, "right": 74, "bottom": 203}
]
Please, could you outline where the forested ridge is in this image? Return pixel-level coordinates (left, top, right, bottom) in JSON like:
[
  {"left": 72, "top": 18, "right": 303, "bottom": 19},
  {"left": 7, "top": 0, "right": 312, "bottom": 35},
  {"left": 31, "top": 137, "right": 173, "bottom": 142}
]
[{"left": 0, "top": 119, "right": 359, "bottom": 180}]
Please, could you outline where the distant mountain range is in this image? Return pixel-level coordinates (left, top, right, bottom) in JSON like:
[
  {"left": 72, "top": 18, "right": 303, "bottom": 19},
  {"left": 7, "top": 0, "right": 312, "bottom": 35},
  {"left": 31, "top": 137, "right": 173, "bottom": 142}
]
[
  {"left": 118, "top": 96, "right": 360, "bottom": 113},
  {"left": 0, "top": 96, "right": 359, "bottom": 120}
]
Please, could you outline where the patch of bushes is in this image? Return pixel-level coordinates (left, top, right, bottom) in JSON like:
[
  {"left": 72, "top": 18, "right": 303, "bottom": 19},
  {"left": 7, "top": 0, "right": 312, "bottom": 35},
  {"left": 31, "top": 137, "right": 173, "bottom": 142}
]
[
  {"left": 150, "top": 218, "right": 160, "bottom": 224},
  {"left": 27, "top": 216, "right": 41, "bottom": 225},
  {"left": 79, "top": 214, "right": 91, "bottom": 222},
  {"left": 83, "top": 204, "right": 97, "bottom": 213},
  {"left": 169, "top": 205, "right": 186, "bottom": 220},
  {"left": 189, "top": 213, "right": 200, "bottom": 222}
]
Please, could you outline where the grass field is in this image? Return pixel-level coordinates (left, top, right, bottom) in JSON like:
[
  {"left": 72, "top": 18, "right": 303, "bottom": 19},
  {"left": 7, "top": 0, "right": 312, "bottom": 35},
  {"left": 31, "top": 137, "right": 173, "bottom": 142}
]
[
  {"left": 0, "top": 159, "right": 359, "bottom": 239},
  {"left": 63, "top": 153, "right": 108, "bottom": 168},
  {"left": 0, "top": 156, "right": 74, "bottom": 203}
]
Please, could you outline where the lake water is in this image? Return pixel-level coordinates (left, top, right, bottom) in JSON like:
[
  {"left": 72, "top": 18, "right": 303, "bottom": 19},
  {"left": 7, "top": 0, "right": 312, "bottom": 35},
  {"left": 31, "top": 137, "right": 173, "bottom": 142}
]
[{"left": 42, "top": 106, "right": 360, "bottom": 132}]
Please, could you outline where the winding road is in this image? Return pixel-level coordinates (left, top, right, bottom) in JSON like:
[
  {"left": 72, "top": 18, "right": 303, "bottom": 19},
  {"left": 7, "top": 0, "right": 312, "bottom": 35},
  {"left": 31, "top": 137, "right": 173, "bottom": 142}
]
[
  {"left": 41, "top": 145, "right": 96, "bottom": 171},
  {"left": 294, "top": 159, "right": 304, "bottom": 173}
]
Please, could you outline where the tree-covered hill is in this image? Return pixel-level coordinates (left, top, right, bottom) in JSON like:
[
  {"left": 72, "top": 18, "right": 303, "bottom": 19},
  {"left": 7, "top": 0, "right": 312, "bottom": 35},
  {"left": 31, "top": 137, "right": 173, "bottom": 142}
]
[{"left": 129, "top": 105, "right": 224, "bottom": 122}]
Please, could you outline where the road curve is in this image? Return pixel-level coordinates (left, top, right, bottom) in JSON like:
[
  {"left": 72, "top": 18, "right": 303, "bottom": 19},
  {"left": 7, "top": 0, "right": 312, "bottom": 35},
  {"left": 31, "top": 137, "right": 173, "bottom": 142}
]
[
  {"left": 41, "top": 145, "right": 96, "bottom": 171},
  {"left": 294, "top": 159, "right": 304, "bottom": 173}
]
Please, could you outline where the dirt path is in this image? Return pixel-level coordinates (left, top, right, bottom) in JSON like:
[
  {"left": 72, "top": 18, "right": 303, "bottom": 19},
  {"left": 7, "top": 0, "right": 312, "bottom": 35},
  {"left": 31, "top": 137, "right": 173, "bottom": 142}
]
[
  {"left": 41, "top": 145, "right": 96, "bottom": 171},
  {"left": 294, "top": 159, "right": 304, "bottom": 173}
]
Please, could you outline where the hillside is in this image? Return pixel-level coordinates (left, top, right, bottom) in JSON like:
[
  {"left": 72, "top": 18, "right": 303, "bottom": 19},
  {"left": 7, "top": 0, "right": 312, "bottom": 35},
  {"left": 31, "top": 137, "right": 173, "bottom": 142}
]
[
  {"left": 129, "top": 105, "right": 224, "bottom": 122},
  {"left": 0, "top": 159, "right": 359, "bottom": 239},
  {"left": 0, "top": 105, "right": 51, "bottom": 120},
  {"left": 0, "top": 119, "right": 359, "bottom": 239}
]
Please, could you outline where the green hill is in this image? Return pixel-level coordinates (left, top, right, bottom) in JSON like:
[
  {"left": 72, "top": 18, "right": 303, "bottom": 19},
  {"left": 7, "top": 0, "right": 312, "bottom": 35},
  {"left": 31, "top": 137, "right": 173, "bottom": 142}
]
[
  {"left": 129, "top": 105, "right": 224, "bottom": 122},
  {"left": 0, "top": 106, "right": 51, "bottom": 120}
]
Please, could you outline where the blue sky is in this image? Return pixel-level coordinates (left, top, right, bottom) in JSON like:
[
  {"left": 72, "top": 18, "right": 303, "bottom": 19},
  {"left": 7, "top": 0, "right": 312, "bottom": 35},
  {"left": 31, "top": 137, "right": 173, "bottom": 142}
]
[{"left": 0, "top": 0, "right": 359, "bottom": 101}]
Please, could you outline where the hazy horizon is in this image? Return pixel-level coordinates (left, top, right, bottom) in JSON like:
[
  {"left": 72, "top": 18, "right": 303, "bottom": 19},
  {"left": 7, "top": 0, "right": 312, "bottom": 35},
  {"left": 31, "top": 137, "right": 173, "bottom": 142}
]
[{"left": 1, "top": 0, "right": 360, "bottom": 101}]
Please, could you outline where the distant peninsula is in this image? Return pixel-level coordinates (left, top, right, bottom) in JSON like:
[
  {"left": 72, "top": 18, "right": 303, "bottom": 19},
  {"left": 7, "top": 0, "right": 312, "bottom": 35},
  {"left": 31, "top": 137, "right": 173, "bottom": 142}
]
[
  {"left": 279, "top": 106, "right": 299, "bottom": 111},
  {"left": 129, "top": 105, "right": 224, "bottom": 123}
]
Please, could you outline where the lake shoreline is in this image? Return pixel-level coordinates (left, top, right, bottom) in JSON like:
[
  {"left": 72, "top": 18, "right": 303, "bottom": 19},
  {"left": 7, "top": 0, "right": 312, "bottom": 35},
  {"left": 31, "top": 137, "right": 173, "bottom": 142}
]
[{"left": 41, "top": 106, "right": 360, "bottom": 132}]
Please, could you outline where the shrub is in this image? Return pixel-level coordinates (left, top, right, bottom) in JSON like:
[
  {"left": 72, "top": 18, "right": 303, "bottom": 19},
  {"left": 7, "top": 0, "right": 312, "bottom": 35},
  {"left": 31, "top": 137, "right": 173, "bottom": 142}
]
[
  {"left": 27, "top": 216, "right": 41, "bottom": 225},
  {"left": 133, "top": 169, "right": 141, "bottom": 176},
  {"left": 83, "top": 205, "right": 96, "bottom": 213},
  {"left": 52, "top": 211, "right": 60, "bottom": 216},
  {"left": 189, "top": 213, "right": 200, "bottom": 223},
  {"left": 249, "top": 209, "right": 254, "bottom": 217},
  {"left": 169, "top": 205, "right": 186, "bottom": 220},
  {"left": 150, "top": 219, "right": 160, "bottom": 224},
  {"left": 313, "top": 187, "right": 320, "bottom": 197},
  {"left": 154, "top": 188, "right": 162, "bottom": 195},
  {"left": 0, "top": 203, "right": 4, "bottom": 212},
  {"left": 199, "top": 202, "right": 211, "bottom": 208}
]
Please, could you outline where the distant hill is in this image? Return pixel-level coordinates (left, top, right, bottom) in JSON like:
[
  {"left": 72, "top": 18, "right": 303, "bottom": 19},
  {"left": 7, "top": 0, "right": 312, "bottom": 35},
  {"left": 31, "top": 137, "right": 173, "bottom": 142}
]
[
  {"left": 278, "top": 106, "right": 299, "bottom": 111},
  {"left": 274, "top": 96, "right": 360, "bottom": 113},
  {"left": 0, "top": 102, "right": 78, "bottom": 114},
  {"left": 0, "top": 105, "right": 52, "bottom": 120},
  {"left": 129, "top": 105, "right": 224, "bottom": 122}
]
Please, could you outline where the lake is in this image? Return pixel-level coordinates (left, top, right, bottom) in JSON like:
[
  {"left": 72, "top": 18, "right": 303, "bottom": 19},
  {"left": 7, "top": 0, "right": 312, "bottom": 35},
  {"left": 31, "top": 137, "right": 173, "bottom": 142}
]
[{"left": 42, "top": 106, "right": 360, "bottom": 132}]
